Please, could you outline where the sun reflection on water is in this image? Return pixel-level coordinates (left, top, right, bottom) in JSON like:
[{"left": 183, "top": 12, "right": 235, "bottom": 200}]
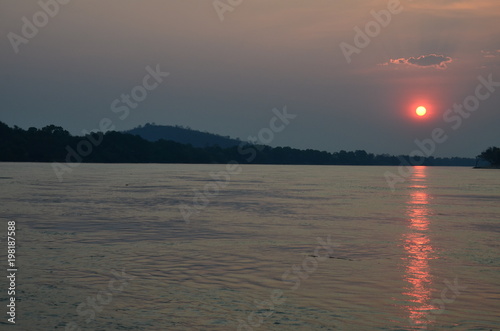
[{"left": 402, "top": 166, "right": 437, "bottom": 328}]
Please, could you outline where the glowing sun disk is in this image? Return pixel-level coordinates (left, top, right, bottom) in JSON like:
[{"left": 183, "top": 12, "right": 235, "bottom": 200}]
[{"left": 416, "top": 106, "right": 427, "bottom": 116}]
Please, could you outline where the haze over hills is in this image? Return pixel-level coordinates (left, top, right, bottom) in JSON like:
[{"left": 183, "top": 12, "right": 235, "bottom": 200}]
[{"left": 124, "top": 123, "right": 242, "bottom": 148}]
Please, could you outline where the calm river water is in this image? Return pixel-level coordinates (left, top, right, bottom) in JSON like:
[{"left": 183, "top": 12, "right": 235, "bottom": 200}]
[{"left": 0, "top": 163, "right": 498, "bottom": 330}]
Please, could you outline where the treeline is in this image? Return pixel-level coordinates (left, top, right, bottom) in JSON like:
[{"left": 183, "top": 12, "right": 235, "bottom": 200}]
[{"left": 0, "top": 122, "right": 475, "bottom": 166}]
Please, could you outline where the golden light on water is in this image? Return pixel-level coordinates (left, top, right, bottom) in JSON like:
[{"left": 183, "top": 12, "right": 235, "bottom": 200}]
[{"left": 402, "top": 166, "right": 437, "bottom": 327}]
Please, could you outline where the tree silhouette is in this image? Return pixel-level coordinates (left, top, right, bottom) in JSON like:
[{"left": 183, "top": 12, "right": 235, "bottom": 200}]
[{"left": 478, "top": 147, "right": 500, "bottom": 166}]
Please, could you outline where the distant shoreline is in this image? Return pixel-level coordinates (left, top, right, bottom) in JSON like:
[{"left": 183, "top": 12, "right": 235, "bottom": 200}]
[
  {"left": 0, "top": 122, "right": 476, "bottom": 167},
  {"left": 473, "top": 166, "right": 500, "bottom": 169},
  {"left": 0, "top": 161, "right": 476, "bottom": 167}
]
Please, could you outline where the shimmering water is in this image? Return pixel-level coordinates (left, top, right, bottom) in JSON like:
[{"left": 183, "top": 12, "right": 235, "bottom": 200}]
[{"left": 0, "top": 163, "right": 499, "bottom": 330}]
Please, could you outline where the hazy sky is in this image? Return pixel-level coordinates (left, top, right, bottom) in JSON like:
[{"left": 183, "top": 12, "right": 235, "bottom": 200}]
[{"left": 1, "top": 0, "right": 499, "bottom": 157}]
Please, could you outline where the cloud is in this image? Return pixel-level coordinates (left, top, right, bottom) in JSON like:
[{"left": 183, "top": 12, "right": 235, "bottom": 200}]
[
  {"left": 381, "top": 54, "right": 453, "bottom": 69},
  {"left": 481, "top": 49, "right": 500, "bottom": 58},
  {"left": 480, "top": 49, "right": 500, "bottom": 69}
]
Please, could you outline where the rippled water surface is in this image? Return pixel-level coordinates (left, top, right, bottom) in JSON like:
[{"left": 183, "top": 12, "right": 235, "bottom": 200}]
[{"left": 0, "top": 163, "right": 499, "bottom": 330}]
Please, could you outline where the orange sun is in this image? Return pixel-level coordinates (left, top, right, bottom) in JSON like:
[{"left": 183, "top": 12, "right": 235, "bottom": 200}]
[{"left": 416, "top": 106, "right": 427, "bottom": 117}]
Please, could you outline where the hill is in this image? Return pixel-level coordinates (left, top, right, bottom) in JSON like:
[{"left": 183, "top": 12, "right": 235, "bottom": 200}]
[{"left": 124, "top": 123, "right": 241, "bottom": 148}]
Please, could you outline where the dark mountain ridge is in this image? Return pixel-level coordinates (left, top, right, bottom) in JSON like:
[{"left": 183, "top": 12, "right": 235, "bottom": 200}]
[{"left": 124, "top": 123, "right": 241, "bottom": 148}]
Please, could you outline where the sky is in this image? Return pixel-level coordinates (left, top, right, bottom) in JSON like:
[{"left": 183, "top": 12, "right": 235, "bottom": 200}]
[{"left": 1, "top": 0, "right": 499, "bottom": 157}]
